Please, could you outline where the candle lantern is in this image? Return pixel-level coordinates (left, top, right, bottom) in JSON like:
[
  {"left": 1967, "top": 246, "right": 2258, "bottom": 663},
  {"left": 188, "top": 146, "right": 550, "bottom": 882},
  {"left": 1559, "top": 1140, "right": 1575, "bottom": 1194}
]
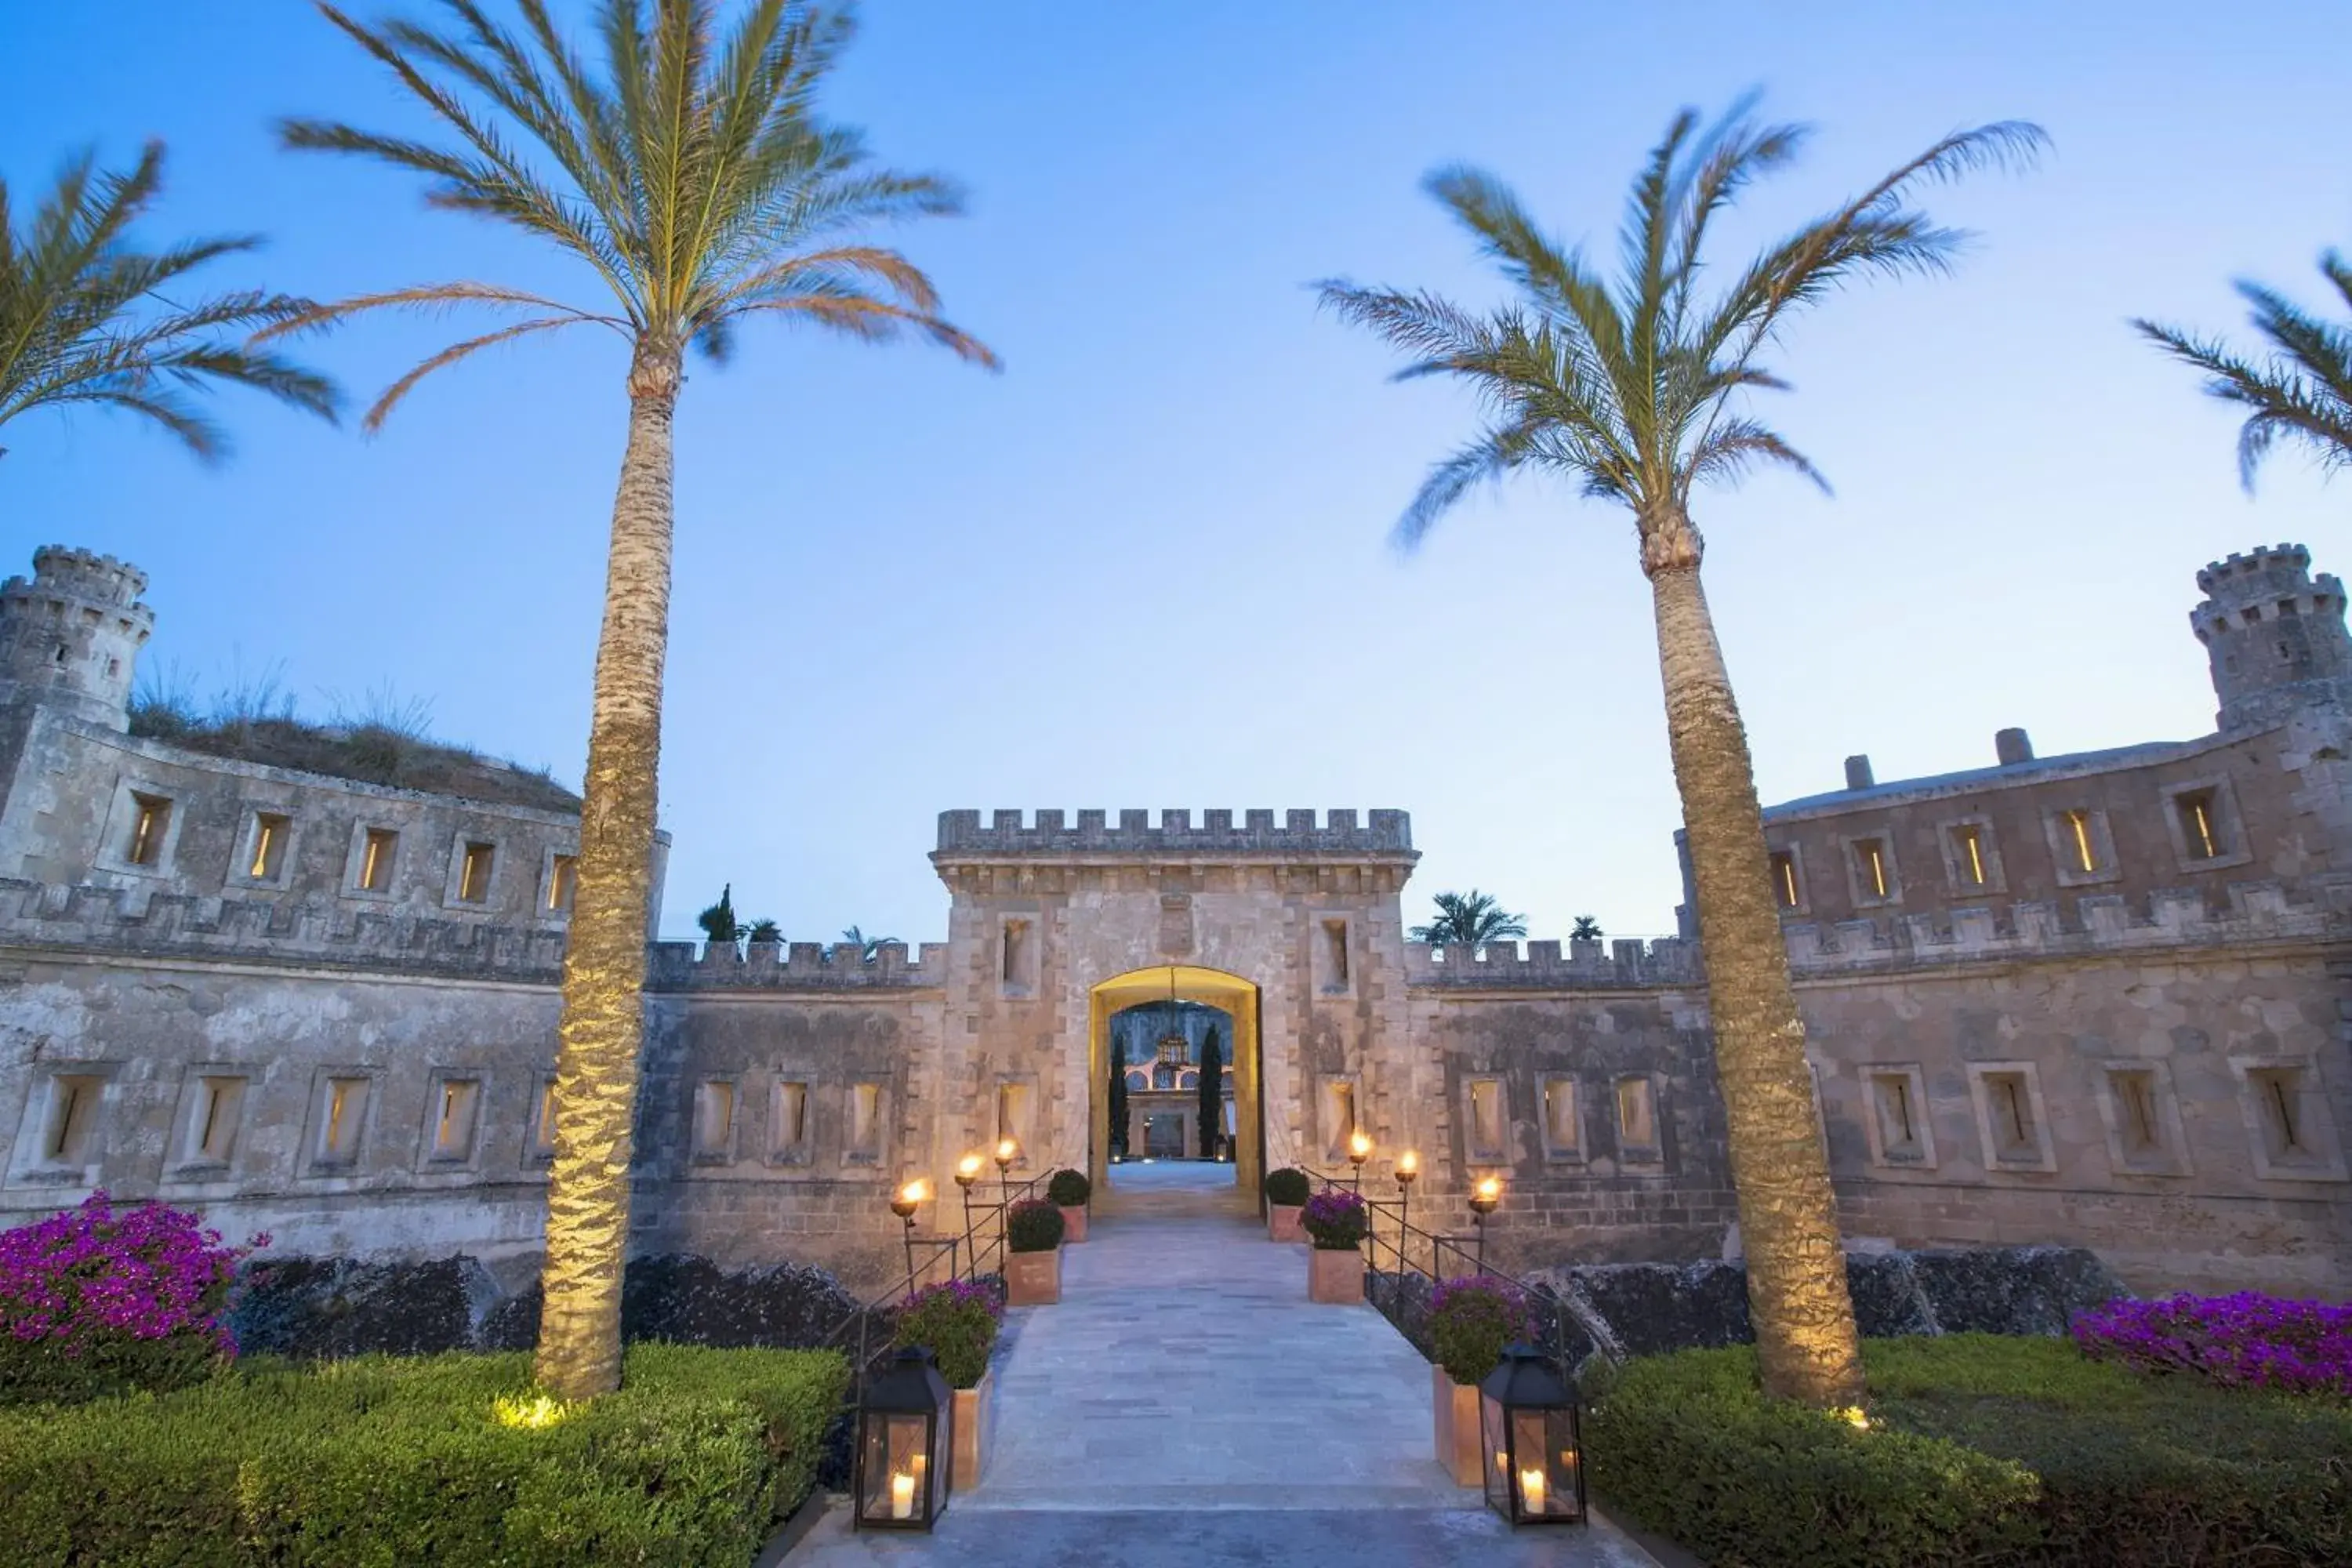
[
  {"left": 853, "top": 1347, "right": 953, "bottom": 1531},
  {"left": 1478, "top": 1342, "right": 1586, "bottom": 1526}
]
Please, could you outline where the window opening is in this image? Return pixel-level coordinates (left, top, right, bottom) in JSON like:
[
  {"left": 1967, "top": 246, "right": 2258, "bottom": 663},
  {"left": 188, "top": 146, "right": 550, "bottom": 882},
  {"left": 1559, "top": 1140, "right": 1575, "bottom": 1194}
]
[
  {"left": 192, "top": 1076, "right": 242, "bottom": 1164},
  {"left": 2115, "top": 1070, "right": 2160, "bottom": 1155},
  {"left": 2177, "top": 791, "right": 2220, "bottom": 859},
  {"left": 458, "top": 842, "right": 495, "bottom": 902},
  {"left": 249, "top": 813, "right": 290, "bottom": 880},
  {"left": 127, "top": 793, "right": 169, "bottom": 866},
  {"left": 45, "top": 1076, "right": 102, "bottom": 1163},
  {"left": 546, "top": 854, "right": 578, "bottom": 910},
  {"left": 319, "top": 1077, "right": 368, "bottom": 1163},
  {"left": 2064, "top": 810, "right": 2098, "bottom": 873},
  {"left": 1323, "top": 919, "right": 1350, "bottom": 985},
  {"left": 1543, "top": 1077, "right": 1578, "bottom": 1152},
  {"left": 434, "top": 1080, "right": 481, "bottom": 1158},
  {"left": 1769, "top": 851, "right": 1799, "bottom": 908},
  {"left": 1951, "top": 825, "right": 1987, "bottom": 887},
  {"left": 358, "top": 829, "right": 397, "bottom": 892},
  {"left": 1856, "top": 838, "right": 1889, "bottom": 898},
  {"left": 693, "top": 1080, "right": 735, "bottom": 1158}
]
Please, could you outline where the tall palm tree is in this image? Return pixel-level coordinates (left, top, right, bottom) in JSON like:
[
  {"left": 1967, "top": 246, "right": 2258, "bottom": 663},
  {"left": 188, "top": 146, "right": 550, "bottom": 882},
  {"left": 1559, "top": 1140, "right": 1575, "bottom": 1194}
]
[
  {"left": 2136, "top": 249, "right": 2352, "bottom": 486},
  {"left": 1408, "top": 888, "right": 1528, "bottom": 948},
  {"left": 273, "top": 0, "right": 994, "bottom": 1399},
  {"left": 0, "top": 142, "right": 335, "bottom": 460},
  {"left": 1321, "top": 102, "right": 2042, "bottom": 1406}
]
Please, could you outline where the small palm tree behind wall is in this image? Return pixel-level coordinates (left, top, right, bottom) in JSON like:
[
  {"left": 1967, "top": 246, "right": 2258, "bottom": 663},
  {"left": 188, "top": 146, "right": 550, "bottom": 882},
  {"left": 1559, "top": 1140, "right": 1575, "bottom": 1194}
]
[
  {"left": 1409, "top": 889, "right": 1528, "bottom": 949},
  {"left": 0, "top": 143, "right": 336, "bottom": 460},
  {"left": 2137, "top": 247, "right": 2352, "bottom": 485},
  {"left": 1322, "top": 99, "right": 2042, "bottom": 1406},
  {"left": 274, "top": 0, "right": 996, "bottom": 1400}
]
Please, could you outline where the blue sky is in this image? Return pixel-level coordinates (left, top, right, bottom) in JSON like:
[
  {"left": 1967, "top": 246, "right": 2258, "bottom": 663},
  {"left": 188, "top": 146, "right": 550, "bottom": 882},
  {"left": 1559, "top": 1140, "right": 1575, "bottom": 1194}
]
[{"left": 4, "top": 2, "right": 2347, "bottom": 942}]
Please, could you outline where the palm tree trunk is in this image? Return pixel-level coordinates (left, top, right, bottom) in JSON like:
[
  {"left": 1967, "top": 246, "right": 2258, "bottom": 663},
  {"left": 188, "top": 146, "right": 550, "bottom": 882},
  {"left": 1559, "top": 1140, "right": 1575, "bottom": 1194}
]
[
  {"left": 1645, "top": 514, "right": 1864, "bottom": 1407},
  {"left": 534, "top": 340, "right": 681, "bottom": 1400}
]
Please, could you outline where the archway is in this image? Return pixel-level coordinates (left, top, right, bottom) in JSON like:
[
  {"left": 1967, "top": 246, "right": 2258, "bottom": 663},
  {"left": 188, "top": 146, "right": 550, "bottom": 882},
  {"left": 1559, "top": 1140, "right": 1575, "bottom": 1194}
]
[{"left": 1087, "top": 964, "right": 1262, "bottom": 1205}]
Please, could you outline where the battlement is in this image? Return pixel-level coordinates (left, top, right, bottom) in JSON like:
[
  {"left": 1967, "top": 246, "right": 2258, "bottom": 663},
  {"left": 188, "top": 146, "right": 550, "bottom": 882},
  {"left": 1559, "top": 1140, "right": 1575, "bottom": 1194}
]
[
  {"left": 1406, "top": 936, "right": 1699, "bottom": 989},
  {"left": 9, "top": 546, "right": 151, "bottom": 608},
  {"left": 0, "top": 880, "right": 943, "bottom": 991},
  {"left": 644, "top": 938, "right": 947, "bottom": 989},
  {"left": 934, "top": 808, "right": 1415, "bottom": 858},
  {"left": 1781, "top": 879, "right": 2352, "bottom": 975},
  {"left": 2195, "top": 543, "right": 2311, "bottom": 597}
]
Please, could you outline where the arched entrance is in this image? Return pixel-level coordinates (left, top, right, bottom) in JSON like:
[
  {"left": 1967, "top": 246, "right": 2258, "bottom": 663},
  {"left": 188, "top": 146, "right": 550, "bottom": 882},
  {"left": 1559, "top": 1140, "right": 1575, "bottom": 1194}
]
[{"left": 1087, "top": 964, "right": 1262, "bottom": 1204}]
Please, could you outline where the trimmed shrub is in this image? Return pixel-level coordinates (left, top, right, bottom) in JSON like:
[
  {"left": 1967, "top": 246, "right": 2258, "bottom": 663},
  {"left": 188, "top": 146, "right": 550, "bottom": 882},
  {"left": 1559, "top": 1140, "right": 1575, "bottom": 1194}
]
[
  {"left": 0, "top": 1192, "right": 265, "bottom": 1406},
  {"left": 1428, "top": 1275, "right": 1534, "bottom": 1385},
  {"left": 1263, "top": 1167, "right": 1310, "bottom": 1207},
  {"left": 1007, "top": 1200, "right": 1065, "bottom": 1253},
  {"left": 2073, "top": 1290, "right": 2352, "bottom": 1397},
  {"left": 893, "top": 1279, "right": 1001, "bottom": 1389},
  {"left": 1045, "top": 1167, "right": 1091, "bottom": 1207},
  {"left": 0, "top": 1343, "right": 847, "bottom": 1568},
  {"left": 1300, "top": 1189, "right": 1369, "bottom": 1250},
  {"left": 1588, "top": 1334, "right": 2352, "bottom": 1568}
]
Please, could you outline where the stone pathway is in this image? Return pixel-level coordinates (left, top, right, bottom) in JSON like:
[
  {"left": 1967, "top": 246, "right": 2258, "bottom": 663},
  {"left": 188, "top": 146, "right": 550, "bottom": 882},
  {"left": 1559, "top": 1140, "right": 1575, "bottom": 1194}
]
[{"left": 779, "top": 1162, "right": 1659, "bottom": 1566}]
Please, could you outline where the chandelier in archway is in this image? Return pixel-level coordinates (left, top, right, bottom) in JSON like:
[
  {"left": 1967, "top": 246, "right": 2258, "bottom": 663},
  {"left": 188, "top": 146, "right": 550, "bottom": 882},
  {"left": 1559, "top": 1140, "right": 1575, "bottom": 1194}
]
[{"left": 1156, "top": 964, "right": 1186, "bottom": 1068}]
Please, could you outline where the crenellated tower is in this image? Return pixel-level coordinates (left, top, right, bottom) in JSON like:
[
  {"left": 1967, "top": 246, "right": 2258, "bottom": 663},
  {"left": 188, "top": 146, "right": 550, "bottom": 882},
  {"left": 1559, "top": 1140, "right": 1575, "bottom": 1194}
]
[
  {"left": 0, "top": 546, "right": 154, "bottom": 731},
  {"left": 2190, "top": 543, "right": 2352, "bottom": 732}
]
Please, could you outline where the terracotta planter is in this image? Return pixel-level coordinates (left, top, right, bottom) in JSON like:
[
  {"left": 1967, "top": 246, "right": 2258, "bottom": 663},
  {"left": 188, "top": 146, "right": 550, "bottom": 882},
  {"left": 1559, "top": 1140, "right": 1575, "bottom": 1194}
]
[
  {"left": 1432, "top": 1364, "right": 1483, "bottom": 1486},
  {"left": 1308, "top": 1244, "right": 1364, "bottom": 1304},
  {"left": 1059, "top": 1204, "right": 1088, "bottom": 1243},
  {"left": 1005, "top": 1247, "right": 1061, "bottom": 1306},
  {"left": 1267, "top": 1203, "right": 1305, "bottom": 1243},
  {"left": 952, "top": 1370, "right": 991, "bottom": 1489}
]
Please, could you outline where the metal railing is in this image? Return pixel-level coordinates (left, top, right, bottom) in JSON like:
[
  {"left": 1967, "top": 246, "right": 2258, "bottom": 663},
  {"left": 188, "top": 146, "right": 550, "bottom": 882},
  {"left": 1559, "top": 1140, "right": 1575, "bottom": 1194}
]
[{"left": 1292, "top": 1164, "right": 1591, "bottom": 1370}]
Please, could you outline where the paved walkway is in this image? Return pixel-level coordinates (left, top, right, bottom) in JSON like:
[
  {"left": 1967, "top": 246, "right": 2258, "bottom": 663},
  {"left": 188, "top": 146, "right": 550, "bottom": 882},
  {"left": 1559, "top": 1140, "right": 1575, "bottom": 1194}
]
[{"left": 780, "top": 1162, "right": 1659, "bottom": 1566}]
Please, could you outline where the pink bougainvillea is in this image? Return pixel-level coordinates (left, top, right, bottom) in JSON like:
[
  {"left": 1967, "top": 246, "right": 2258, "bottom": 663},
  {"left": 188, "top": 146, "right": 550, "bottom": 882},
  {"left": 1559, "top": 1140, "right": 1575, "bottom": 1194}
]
[
  {"left": 0, "top": 1192, "right": 264, "bottom": 1399},
  {"left": 2073, "top": 1291, "right": 2352, "bottom": 1398}
]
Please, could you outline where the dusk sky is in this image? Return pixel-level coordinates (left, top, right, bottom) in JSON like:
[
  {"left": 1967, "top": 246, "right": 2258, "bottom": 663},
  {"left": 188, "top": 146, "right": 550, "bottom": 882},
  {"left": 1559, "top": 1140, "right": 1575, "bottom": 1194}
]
[{"left": 4, "top": 2, "right": 2347, "bottom": 944}]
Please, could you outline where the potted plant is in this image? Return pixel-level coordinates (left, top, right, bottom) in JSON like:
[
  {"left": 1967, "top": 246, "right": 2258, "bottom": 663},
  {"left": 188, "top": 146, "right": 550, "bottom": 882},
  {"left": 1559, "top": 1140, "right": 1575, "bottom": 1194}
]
[
  {"left": 1264, "top": 1167, "right": 1310, "bottom": 1242},
  {"left": 1046, "top": 1167, "right": 1091, "bottom": 1243},
  {"left": 893, "top": 1277, "right": 1004, "bottom": 1488},
  {"left": 1003, "top": 1199, "right": 1065, "bottom": 1306},
  {"left": 1301, "top": 1189, "right": 1370, "bottom": 1304},
  {"left": 1427, "top": 1275, "right": 1534, "bottom": 1485}
]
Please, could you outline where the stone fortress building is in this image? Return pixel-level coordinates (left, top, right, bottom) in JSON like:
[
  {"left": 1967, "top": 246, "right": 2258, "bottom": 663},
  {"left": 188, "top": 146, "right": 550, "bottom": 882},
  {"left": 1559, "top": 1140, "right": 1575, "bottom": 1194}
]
[{"left": 0, "top": 542, "right": 2345, "bottom": 1297}]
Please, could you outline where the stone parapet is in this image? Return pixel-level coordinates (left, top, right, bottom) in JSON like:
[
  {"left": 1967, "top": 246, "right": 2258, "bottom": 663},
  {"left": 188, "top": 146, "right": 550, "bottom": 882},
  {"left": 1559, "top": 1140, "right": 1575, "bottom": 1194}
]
[
  {"left": 0, "top": 879, "right": 943, "bottom": 989},
  {"left": 933, "top": 807, "right": 1415, "bottom": 860},
  {"left": 1404, "top": 935, "right": 1699, "bottom": 988},
  {"left": 1783, "top": 878, "right": 2352, "bottom": 975}
]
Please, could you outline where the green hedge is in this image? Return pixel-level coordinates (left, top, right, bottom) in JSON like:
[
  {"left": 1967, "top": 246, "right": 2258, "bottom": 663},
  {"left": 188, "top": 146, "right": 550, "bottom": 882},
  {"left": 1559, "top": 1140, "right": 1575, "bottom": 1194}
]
[
  {"left": 0, "top": 1342, "right": 847, "bottom": 1567},
  {"left": 1585, "top": 1335, "right": 2352, "bottom": 1568}
]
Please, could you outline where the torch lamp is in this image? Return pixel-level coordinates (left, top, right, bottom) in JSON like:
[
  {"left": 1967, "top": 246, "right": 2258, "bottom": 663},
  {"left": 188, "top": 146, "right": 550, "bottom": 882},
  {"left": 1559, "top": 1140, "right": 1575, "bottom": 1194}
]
[
  {"left": 1394, "top": 1149, "right": 1419, "bottom": 1235},
  {"left": 1347, "top": 1130, "right": 1374, "bottom": 1192},
  {"left": 994, "top": 1137, "right": 1019, "bottom": 1180},
  {"left": 953, "top": 1153, "right": 984, "bottom": 1279},
  {"left": 1468, "top": 1174, "right": 1503, "bottom": 1268},
  {"left": 891, "top": 1178, "right": 929, "bottom": 1283}
]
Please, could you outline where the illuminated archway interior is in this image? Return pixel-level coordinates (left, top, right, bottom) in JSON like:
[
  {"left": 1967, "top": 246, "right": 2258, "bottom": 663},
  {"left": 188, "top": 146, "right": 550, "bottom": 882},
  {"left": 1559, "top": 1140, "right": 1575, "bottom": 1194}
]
[{"left": 1087, "top": 964, "right": 1261, "bottom": 1203}]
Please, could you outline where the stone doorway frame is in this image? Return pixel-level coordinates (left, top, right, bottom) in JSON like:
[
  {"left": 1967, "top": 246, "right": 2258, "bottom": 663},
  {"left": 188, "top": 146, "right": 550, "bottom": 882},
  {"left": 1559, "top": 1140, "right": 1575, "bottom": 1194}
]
[{"left": 1087, "top": 964, "right": 1262, "bottom": 1206}]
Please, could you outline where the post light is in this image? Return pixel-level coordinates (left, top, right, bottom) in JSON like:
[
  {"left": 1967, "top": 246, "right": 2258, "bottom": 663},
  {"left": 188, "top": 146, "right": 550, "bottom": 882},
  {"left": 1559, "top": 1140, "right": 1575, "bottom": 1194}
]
[
  {"left": 1469, "top": 1174, "right": 1502, "bottom": 1269},
  {"left": 1395, "top": 1149, "right": 1419, "bottom": 1234},
  {"left": 953, "top": 1153, "right": 984, "bottom": 1279},
  {"left": 1478, "top": 1343, "right": 1586, "bottom": 1526},
  {"left": 891, "top": 1178, "right": 928, "bottom": 1282},
  {"left": 994, "top": 1137, "right": 1019, "bottom": 1177},
  {"left": 1347, "top": 1130, "right": 1374, "bottom": 1192},
  {"left": 852, "top": 1347, "right": 953, "bottom": 1531}
]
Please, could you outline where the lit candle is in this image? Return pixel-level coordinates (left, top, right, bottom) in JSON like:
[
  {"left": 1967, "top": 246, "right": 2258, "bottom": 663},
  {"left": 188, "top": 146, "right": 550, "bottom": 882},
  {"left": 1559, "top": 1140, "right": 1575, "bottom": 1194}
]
[
  {"left": 1519, "top": 1465, "right": 1547, "bottom": 1515},
  {"left": 891, "top": 1470, "right": 916, "bottom": 1520}
]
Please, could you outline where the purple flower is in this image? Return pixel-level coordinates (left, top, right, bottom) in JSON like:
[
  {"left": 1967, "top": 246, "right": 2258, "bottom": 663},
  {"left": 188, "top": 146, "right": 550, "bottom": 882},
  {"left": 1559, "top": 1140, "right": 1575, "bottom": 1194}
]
[
  {"left": 0, "top": 1192, "right": 265, "bottom": 1362},
  {"left": 2072, "top": 1291, "right": 2352, "bottom": 1398}
]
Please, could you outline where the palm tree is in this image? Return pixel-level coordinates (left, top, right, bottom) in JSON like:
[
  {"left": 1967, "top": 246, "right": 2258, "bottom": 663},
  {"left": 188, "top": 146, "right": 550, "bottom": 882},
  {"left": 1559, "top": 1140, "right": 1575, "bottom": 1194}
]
[
  {"left": 274, "top": 0, "right": 994, "bottom": 1399},
  {"left": 1409, "top": 888, "right": 1528, "bottom": 948},
  {"left": 0, "top": 142, "right": 336, "bottom": 460},
  {"left": 1321, "top": 101, "right": 2042, "bottom": 1406},
  {"left": 1570, "top": 915, "right": 1604, "bottom": 943},
  {"left": 840, "top": 924, "right": 897, "bottom": 959},
  {"left": 2136, "top": 249, "right": 2352, "bottom": 485}
]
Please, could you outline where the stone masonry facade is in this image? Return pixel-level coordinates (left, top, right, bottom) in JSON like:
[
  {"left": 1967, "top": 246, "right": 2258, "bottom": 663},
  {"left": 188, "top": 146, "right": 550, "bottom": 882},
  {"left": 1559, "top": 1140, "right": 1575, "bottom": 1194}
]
[{"left": 0, "top": 543, "right": 2345, "bottom": 1295}]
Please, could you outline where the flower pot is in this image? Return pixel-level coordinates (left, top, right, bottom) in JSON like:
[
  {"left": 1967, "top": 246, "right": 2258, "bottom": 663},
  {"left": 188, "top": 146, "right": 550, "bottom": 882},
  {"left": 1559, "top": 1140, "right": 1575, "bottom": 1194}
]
[
  {"left": 1059, "top": 1204, "right": 1088, "bottom": 1243},
  {"left": 1432, "top": 1363, "right": 1482, "bottom": 1486},
  {"left": 1308, "top": 1245, "right": 1364, "bottom": 1305},
  {"left": 1267, "top": 1203, "right": 1304, "bottom": 1243},
  {"left": 1005, "top": 1248, "right": 1061, "bottom": 1306},
  {"left": 952, "top": 1370, "right": 991, "bottom": 1489}
]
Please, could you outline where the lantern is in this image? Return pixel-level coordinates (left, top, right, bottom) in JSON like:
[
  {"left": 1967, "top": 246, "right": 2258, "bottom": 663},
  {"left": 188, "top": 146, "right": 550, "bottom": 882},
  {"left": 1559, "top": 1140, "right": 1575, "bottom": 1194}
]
[
  {"left": 1479, "top": 1343, "right": 1585, "bottom": 1526},
  {"left": 853, "top": 1347, "right": 953, "bottom": 1531}
]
